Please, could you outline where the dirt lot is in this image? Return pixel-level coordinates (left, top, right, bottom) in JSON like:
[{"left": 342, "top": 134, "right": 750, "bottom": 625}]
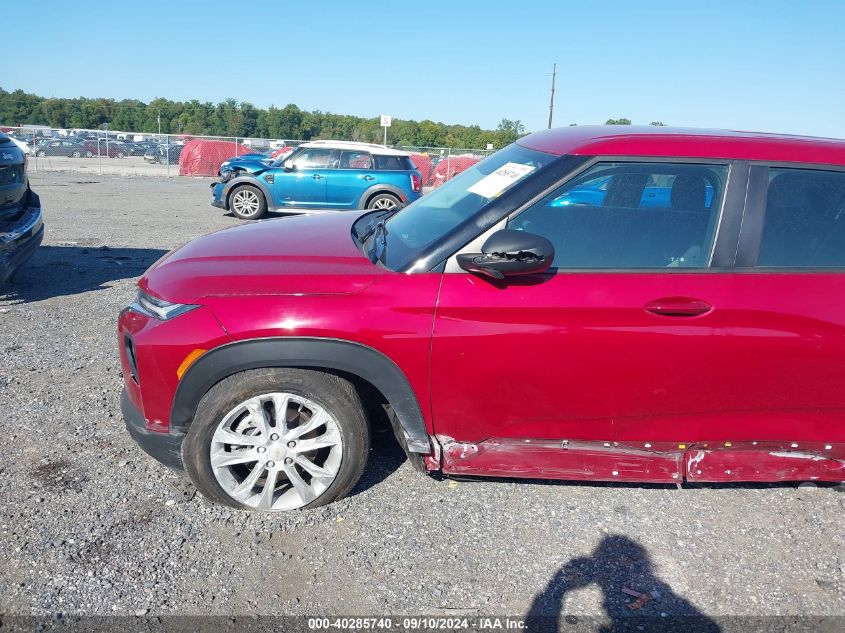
[{"left": 0, "top": 172, "right": 843, "bottom": 627}]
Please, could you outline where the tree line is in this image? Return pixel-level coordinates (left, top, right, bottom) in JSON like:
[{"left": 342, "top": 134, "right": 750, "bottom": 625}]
[{"left": 0, "top": 88, "right": 529, "bottom": 149}]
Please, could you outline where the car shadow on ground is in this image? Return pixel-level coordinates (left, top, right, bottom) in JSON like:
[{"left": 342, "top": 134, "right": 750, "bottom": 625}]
[
  {"left": 347, "top": 425, "right": 408, "bottom": 499},
  {"left": 0, "top": 245, "right": 167, "bottom": 303},
  {"left": 525, "top": 534, "right": 721, "bottom": 633}
]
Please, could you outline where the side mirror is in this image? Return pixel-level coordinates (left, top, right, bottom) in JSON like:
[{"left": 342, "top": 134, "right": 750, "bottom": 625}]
[
  {"left": 282, "top": 160, "right": 295, "bottom": 172},
  {"left": 457, "top": 229, "right": 554, "bottom": 280}
]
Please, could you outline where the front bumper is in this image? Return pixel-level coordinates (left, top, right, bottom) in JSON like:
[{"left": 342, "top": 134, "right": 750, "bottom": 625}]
[
  {"left": 118, "top": 303, "right": 231, "bottom": 462},
  {"left": 122, "top": 389, "right": 185, "bottom": 469},
  {"left": 211, "top": 181, "right": 227, "bottom": 209},
  {"left": 0, "top": 200, "right": 44, "bottom": 286}
]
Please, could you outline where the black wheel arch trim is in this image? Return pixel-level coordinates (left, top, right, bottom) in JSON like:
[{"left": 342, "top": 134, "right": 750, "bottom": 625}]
[
  {"left": 171, "top": 337, "right": 431, "bottom": 453},
  {"left": 357, "top": 184, "right": 406, "bottom": 208},
  {"left": 222, "top": 177, "right": 272, "bottom": 210}
]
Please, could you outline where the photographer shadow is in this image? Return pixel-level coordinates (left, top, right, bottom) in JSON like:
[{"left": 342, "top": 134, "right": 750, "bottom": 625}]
[{"left": 525, "top": 535, "right": 720, "bottom": 633}]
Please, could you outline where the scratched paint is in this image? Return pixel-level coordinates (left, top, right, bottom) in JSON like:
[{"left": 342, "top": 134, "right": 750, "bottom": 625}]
[{"left": 430, "top": 436, "right": 845, "bottom": 484}]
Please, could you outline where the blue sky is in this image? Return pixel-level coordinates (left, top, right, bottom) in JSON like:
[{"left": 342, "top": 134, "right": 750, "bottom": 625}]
[{"left": 3, "top": 0, "right": 845, "bottom": 137}]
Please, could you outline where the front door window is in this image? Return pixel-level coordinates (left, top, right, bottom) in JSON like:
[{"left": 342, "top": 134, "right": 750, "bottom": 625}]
[{"left": 509, "top": 162, "right": 728, "bottom": 269}]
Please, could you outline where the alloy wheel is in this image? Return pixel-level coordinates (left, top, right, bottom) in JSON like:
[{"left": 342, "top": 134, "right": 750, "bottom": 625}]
[
  {"left": 210, "top": 393, "right": 343, "bottom": 511},
  {"left": 371, "top": 197, "right": 398, "bottom": 210},
  {"left": 231, "top": 189, "right": 262, "bottom": 217}
]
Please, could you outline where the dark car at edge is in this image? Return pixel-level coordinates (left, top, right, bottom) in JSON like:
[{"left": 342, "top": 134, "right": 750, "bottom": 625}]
[{"left": 0, "top": 133, "right": 44, "bottom": 285}]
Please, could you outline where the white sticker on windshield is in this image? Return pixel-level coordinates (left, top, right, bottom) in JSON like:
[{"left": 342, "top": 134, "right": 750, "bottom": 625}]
[{"left": 467, "top": 162, "right": 536, "bottom": 198}]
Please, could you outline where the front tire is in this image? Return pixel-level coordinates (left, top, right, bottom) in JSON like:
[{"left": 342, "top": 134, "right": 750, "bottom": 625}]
[
  {"left": 71, "top": 151, "right": 81, "bottom": 158},
  {"left": 229, "top": 184, "right": 267, "bottom": 219},
  {"left": 182, "top": 368, "right": 370, "bottom": 511},
  {"left": 36, "top": 150, "right": 46, "bottom": 157},
  {"left": 366, "top": 192, "right": 401, "bottom": 211}
]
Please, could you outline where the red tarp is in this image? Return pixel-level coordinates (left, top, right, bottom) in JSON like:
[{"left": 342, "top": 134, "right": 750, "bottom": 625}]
[
  {"left": 431, "top": 155, "right": 481, "bottom": 188},
  {"left": 410, "top": 153, "right": 434, "bottom": 186},
  {"left": 178, "top": 139, "right": 257, "bottom": 177}
]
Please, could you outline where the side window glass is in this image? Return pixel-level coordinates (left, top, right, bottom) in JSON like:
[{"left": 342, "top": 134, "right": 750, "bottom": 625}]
[
  {"left": 339, "top": 151, "right": 373, "bottom": 169},
  {"left": 292, "top": 149, "right": 335, "bottom": 170},
  {"left": 509, "top": 162, "right": 728, "bottom": 269},
  {"left": 758, "top": 168, "right": 845, "bottom": 267},
  {"left": 375, "top": 155, "right": 403, "bottom": 170}
]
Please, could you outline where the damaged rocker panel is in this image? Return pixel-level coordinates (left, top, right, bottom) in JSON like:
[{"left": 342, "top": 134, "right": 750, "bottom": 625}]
[{"left": 433, "top": 437, "right": 845, "bottom": 484}]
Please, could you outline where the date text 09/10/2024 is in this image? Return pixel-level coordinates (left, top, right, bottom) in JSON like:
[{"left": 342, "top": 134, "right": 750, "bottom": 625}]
[{"left": 307, "top": 617, "right": 527, "bottom": 630}]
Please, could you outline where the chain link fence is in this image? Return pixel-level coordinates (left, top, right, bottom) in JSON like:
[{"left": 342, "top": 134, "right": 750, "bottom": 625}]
[
  {"left": 399, "top": 146, "right": 495, "bottom": 188},
  {"left": 2, "top": 125, "right": 494, "bottom": 185}
]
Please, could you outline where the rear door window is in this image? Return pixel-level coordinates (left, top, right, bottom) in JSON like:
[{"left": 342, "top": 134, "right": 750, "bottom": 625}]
[
  {"left": 508, "top": 161, "right": 728, "bottom": 269},
  {"left": 338, "top": 151, "right": 373, "bottom": 169},
  {"left": 374, "top": 155, "right": 410, "bottom": 171},
  {"left": 757, "top": 167, "right": 845, "bottom": 267}
]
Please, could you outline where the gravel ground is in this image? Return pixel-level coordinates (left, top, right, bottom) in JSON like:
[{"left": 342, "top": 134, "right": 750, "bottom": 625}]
[
  {"left": 30, "top": 155, "right": 180, "bottom": 178},
  {"left": 0, "top": 172, "right": 843, "bottom": 627}
]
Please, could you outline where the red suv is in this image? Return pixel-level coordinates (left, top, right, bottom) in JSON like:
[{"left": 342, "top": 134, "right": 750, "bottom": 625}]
[{"left": 119, "top": 126, "right": 845, "bottom": 511}]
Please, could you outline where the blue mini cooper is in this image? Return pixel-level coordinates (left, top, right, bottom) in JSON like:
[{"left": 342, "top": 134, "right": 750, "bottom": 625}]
[{"left": 211, "top": 141, "right": 424, "bottom": 219}]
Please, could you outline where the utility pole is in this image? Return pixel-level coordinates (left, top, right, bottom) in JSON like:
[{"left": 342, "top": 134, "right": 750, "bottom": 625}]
[{"left": 548, "top": 63, "right": 556, "bottom": 129}]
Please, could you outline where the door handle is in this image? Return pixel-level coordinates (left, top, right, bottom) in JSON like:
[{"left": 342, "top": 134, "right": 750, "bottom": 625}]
[
  {"left": 644, "top": 296, "right": 712, "bottom": 317},
  {"left": 312, "top": 174, "right": 323, "bottom": 180},
  {"left": 362, "top": 175, "right": 375, "bottom": 181}
]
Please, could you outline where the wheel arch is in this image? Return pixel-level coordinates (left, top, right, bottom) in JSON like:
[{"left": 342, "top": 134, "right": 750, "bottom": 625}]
[
  {"left": 358, "top": 184, "right": 407, "bottom": 209},
  {"left": 224, "top": 177, "right": 272, "bottom": 210},
  {"left": 171, "top": 337, "right": 431, "bottom": 454}
]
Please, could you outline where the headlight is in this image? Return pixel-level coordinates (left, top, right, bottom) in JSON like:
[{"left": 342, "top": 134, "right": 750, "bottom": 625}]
[{"left": 132, "top": 289, "right": 199, "bottom": 321}]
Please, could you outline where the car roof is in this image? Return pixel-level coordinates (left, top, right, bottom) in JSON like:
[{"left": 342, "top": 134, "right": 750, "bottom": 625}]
[
  {"left": 299, "top": 139, "right": 410, "bottom": 156},
  {"left": 518, "top": 125, "right": 845, "bottom": 167}
]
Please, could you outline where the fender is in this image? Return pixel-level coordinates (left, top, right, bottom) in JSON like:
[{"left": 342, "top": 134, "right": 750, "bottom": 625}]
[
  {"left": 356, "top": 183, "right": 408, "bottom": 208},
  {"left": 171, "top": 337, "right": 431, "bottom": 453},
  {"left": 221, "top": 175, "right": 276, "bottom": 211}
]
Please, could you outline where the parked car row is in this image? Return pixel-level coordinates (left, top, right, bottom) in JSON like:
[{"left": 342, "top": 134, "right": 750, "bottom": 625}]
[
  {"left": 2, "top": 131, "right": 185, "bottom": 160},
  {"left": 143, "top": 143, "right": 184, "bottom": 165},
  {"left": 31, "top": 137, "right": 173, "bottom": 159}
]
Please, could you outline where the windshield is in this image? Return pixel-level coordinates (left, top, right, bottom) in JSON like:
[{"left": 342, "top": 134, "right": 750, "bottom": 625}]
[
  {"left": 270, "top": 148, "right": 296, "bottom": 167},
  {"left": 369, "top": 144, "right": 556, "bottom": 269}
]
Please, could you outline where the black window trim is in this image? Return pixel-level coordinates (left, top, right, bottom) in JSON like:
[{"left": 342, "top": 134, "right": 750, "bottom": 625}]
[
  {"left": 493, "top": 155, "right": 746, "bottom": 274},
  {"left": 735, "top": 161, "right": 845, "bottom": 272}
]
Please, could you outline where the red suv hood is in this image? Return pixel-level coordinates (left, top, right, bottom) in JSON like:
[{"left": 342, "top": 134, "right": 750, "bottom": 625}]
[{"left": 141, "top": 212, "right": 384, "bottom": 301}]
